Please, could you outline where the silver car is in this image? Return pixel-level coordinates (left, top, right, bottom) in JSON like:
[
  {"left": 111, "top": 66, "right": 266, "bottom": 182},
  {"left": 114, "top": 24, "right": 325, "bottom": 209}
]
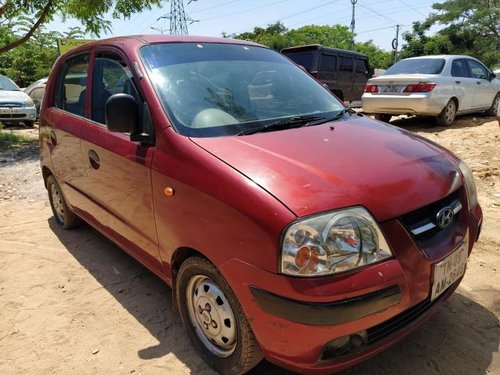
[
  {"left": 0, "top": 75, "right": 37, "bottom": 127},
  {"left": 362, "top": 55, "right": 500, "bottom": 126}
]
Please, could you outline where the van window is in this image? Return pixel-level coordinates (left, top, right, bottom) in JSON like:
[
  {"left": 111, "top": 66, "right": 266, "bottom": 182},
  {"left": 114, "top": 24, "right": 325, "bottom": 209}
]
[
  {"left": 355, "top": 59, "right": 367, "bottom": 74},
  {"left": 320, "top": 54, "right": 337, "bottom": 71},
  {"left": 92, "top": 53, "right": 140, "bottom": 125},
  {"left": 285, "top": 52, "right": 313, "bottom": 70},
  {"left": 55, "top": 54, "right": 89, "bottom": 116},
  {"left": 340, "top": 57, "right": 353, "bottom": 72}
]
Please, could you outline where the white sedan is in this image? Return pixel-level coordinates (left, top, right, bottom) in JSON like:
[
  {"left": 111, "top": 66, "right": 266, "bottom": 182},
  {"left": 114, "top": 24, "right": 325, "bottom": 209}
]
[{"left": 362, "top": 55, "right": 500, "bottom": 126}]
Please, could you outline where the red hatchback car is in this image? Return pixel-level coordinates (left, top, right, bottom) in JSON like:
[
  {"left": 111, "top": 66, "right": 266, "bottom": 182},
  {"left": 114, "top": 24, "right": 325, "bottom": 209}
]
[{"left": 39, "top": 35, "right": 482, "bottom": 374}]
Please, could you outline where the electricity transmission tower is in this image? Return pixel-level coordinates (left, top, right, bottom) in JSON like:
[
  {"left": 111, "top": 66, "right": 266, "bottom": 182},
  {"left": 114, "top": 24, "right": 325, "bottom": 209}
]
[{"left": 158, "top": 0, "right": 198, "bottom": 35}]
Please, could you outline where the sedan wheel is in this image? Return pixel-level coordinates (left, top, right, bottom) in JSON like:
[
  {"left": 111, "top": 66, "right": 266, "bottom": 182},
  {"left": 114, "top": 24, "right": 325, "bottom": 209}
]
[{"left": 436, "top": 100, "right": 457, "bottom": 126}]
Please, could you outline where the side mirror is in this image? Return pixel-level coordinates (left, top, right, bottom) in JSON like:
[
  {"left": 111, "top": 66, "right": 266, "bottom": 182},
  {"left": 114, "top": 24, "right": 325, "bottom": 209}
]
[
  {"left": 489, "top": 72, "right": 496, "bottom": 81},
  {"left": 105, "top": 94, "right": 139, "bottom": 133}
]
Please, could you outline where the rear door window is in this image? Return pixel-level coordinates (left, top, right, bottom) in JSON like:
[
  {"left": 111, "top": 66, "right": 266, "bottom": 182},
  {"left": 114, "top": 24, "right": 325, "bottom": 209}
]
[
  {"left": 55, "top": 54, "right": 89, "bottom": 117},
  {"left": 340, "top": 57, "right": 353, "bottom": 72},
  {"left": 319, "top": 54, "right": 337, "bottom": 71},
  {"left": 451, "top": 59, "right": 470, "bottom": 78}
]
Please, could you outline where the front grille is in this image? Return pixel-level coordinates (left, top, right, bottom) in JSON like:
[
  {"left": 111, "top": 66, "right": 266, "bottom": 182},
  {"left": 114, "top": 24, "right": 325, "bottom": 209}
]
[
  {"left": 0, "top": 113, "right": 26, "bottom": 119},
  {"left": 0, "top": 102, "right": 23, "bottom": 108},
  {"left": 400, "top": 190, "right": 462, "bottom": 247}
]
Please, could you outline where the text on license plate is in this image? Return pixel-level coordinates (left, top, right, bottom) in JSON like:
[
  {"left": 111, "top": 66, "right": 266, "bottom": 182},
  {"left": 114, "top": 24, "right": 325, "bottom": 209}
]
[
  {"left": 0, "top": 108, "right": 11, "bottom": 115},
  {"left": 381, "top": 85, "right": 401, "bottom": 93},
  {"left": 431, "top": 243, "right": 468, "bottom": 301}
]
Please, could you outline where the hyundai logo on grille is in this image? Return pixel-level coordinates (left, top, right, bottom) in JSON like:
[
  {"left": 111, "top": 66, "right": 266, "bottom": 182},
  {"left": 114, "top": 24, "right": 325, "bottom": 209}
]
[{"left": 436, "top": 207, "right": 454, "bottom": 229}]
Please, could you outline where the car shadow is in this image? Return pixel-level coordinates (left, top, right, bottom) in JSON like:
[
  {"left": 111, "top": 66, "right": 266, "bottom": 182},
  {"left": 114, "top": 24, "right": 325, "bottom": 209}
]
[
  {"left": 388, "top": 114, "right": 496, "bottom": 133},
  {"left": 49, "top": 220, "right": 499, "bottom": 375}
]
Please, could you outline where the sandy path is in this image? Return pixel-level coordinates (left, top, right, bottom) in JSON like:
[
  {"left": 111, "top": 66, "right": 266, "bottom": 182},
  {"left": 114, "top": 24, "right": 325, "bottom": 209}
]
[{"left": 0, "top": 117, "right": 499, "bottom": 374}]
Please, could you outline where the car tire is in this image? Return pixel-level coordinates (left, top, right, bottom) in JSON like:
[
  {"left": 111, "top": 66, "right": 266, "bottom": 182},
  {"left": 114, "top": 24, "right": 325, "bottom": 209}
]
[
  {"left": 24, "top": 121, "right": 35, "bottom": 127},
  {"left": 486, "top": 94, "right": 500, "bottom": 116},
  {"left": 374, "top": 114, "right": 392, "bottom": 123},
  {"left": 436, "top": 100, "right": 457, "bottom": 126},
  {"left": 176, "top": 256, "right": 263, "bottom": 375},
  {"left": 47, "top": 175, "right": 81, "bottom": 229}
]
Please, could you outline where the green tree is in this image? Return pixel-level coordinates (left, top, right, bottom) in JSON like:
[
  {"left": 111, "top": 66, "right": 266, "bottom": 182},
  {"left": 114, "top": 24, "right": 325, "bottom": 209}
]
[
  {"left": 400, "top": 0, "right": 499, "bottom": 68},
  {"left": 230, "top": 22, "right": 392, "bottom": 68},
  {"left": 0, "top": 0, "right": 162, "bottom": 54}
]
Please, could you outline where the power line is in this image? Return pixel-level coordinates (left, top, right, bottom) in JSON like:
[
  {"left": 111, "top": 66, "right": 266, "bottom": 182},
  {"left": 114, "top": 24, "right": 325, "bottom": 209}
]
[
  {"left": 157, "top": 0, "right": 198, "bottom": 35},
  {"left": 201, "top": 0, "right": 290, "bottom": 22},
  {"left": 191, "top": 0, "right": 243, "bottom": 14},
  {"left": 396, "top": 0, "right": 427, "bottom": 17},
  {"left": 357, "top": 2, "right": 399, "bottom": 25}
]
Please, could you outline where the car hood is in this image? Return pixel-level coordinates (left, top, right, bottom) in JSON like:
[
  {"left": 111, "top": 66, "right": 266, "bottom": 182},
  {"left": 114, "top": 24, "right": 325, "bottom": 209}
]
[
  {"left": 0, "top": 90, "right": 29, "bottom": 101},
  {"left": 191, "top": 116, "right": 461, "bottom": 221}
]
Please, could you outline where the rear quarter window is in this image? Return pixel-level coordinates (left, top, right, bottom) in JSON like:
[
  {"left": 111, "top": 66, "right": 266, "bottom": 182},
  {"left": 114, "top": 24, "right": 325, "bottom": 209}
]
[
  {"left": 340, "top": 57, "right": 353, "bottom": 72},
  {"left": 284, "top": 52, "right": 314, "bottom": 71}
]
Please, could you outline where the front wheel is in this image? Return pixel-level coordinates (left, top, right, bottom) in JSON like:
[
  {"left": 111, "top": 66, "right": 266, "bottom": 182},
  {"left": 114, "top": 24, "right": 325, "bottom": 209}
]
[
  {"left": 177, "top": 257, "right": 263, "bottom": 375},
  {"left": 436, "top": 100, "right": 457, "bottom": 126},
  {"left": 486, "top": 94, "right": 499, "bottom": 116},
  {"left": 24, "top": 121, "right": 35, "bottom": 127}
]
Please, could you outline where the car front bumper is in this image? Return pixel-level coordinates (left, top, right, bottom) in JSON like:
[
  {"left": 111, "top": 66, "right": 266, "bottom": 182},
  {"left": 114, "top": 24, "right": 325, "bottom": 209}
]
[
  {"left": 0, "top": 106, "right": 37, "bottom": 122},
  {"left": 219, "top": 203, "right": 482, "bottom": 374},
  {"left": 362, "top": 93, "right": 447, "bottom": 116}
]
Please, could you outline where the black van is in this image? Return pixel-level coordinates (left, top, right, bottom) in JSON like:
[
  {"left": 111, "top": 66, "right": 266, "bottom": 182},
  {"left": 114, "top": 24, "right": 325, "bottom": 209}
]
[{"left": 281, "top": 44, "right": 373, "bottom": 102}]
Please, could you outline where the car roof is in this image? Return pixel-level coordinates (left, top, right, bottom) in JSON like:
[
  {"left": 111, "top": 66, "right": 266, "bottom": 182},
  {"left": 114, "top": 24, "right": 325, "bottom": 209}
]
[
  {"left": 281, "top": 44, "right": 367, "bottom": 58},
  {"left": 62, "top": 34, "right": 265, "bottom": 57},
  {"left": 400, "top": 55, "right": 477, "bottom": 60}
]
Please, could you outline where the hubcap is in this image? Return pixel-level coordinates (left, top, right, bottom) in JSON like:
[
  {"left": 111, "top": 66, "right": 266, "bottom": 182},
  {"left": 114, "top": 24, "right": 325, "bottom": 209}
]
[
  {"left": 50, "top": 183, "right": 65, "bottom": 224},
  {"left": 444, "top": 102, "right": 456, "bottom": 123},
  {"left": 186, "top": 275, "right": 237, "bottom": 357}
]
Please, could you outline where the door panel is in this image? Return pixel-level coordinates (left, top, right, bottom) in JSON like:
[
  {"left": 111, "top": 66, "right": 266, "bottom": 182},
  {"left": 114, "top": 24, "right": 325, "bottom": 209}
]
[
  {"left": 451, "top": 58, "right": 474, "bottom": 111},
  {"left": 338, "top": 56, "right": 354, "bottom": 101},
  {"left": 467, "top": 59, "right": 495, "bottom": 108}
]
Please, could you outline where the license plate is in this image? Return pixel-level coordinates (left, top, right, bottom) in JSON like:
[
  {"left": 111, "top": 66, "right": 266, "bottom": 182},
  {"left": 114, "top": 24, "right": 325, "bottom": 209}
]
[
  {"left": 0, "top": 108, "right": 10, "bottom": 115},
  {"left": 381, "top": 85, "right": 401, "bottom": 93},
  {"left": 431, "top": 243, "right": 468, "bottom": 301}
]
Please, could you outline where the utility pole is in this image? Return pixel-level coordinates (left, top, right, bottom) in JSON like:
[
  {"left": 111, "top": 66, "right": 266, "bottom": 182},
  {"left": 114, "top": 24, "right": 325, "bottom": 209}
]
[
  {"left": 350, "top": 0, "right": 357, "bottom": 50},
  {"left": 158, "top": 0, "right": 199, "bottom": 36},
  {"left": 392, "top": 24, "right": 400, "bottom": 63}
]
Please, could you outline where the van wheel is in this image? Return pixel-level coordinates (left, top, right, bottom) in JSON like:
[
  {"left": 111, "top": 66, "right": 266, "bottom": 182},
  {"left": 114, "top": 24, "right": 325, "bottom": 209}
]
[
  {"left": 47, "top": 175, "right": 80, "bottom": 229},
  {"left": 177, "top": 257, "right": 263, "bottom": 375},
  {"left": 374, "top": 114, "right": 392, "bottom": 123},
  {"left": 436, "top": 100, "right": 456, "bottom": 126},
  {"left": 486, "top": 94, "right": 499, "bottom": 116}
]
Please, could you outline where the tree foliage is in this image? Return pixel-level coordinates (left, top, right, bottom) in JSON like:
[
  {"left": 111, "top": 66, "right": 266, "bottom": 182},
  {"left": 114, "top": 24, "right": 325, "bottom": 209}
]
[
  {"left": 0, "top": 0, "right": 161, "bottom": 54},
  {"left": 400, "top": 0, "right": 499, "bottom": 68},
  {"left": 229, "top": 22, "right": 393, "bottom": 68}
]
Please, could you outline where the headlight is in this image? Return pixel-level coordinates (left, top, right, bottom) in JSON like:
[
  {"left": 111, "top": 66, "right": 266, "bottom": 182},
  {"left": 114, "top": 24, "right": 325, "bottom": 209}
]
[
  {"left": 24, "top": 98, "right": 35, "bottom": 107},
  {"left": 458, "top": 160, "right": 478, "bottom": 210},
  {"left": 281, "top": 207, "right": 393, "bottom": 277}
]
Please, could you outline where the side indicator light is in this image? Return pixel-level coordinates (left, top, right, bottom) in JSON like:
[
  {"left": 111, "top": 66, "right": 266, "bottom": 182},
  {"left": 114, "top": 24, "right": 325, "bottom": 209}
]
[{"left": 164, "top": 186, "right": 175, "bottom": 197}]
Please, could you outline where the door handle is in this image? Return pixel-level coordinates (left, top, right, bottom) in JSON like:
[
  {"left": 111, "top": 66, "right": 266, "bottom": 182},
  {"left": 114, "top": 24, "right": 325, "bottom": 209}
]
[
  {"left": 455, "top": 81, "right": 461, "bottom": 84},
  {"left": 88, "top": 149, "right": 100, "bottom": 170},
  {"left": 476, "top": 81, "right": 481, "bottom": 85}
]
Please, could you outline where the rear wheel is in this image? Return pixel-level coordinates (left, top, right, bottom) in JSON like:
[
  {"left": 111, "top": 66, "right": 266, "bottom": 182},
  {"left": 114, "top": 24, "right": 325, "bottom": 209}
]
[
  {"left": 47, "top": 175, "right": 80, "bottom": 229},
  {"left": 486, "top": 94, "right": 499, "bottom": 116},
  {"left": 177, "top": 257, "right": 263, "bottom": 375},
  {"left": 436, "top": 100, "right": 457, "bottom": 126},
  {"left": 374, "top": 114, "right": 392, "bottom": 123}
]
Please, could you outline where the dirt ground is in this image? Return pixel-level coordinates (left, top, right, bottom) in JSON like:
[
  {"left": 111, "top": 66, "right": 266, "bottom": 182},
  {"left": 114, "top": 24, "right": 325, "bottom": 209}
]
[{"left": 0, "top": 115, "right": 499, "bottom": 375}]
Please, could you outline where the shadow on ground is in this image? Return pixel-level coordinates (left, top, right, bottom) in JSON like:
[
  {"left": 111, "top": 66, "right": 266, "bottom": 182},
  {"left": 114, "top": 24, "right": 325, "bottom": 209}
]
[
  {"left": 49, "top": 220, "right": 499, "bottom": 375},
  {"left": 387, "top": 114, "right": 496, "bottom": 133}
]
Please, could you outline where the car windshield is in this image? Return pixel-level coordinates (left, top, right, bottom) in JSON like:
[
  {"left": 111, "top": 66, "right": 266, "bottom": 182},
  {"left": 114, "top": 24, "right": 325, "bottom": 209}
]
[
  {"left": 384, "top": 58, "right": 446, "bottom": 75},
  {"left": 0, "top": 76, "right": 21, "bottom": 91},
  {"left": 140, "top": 43, "right": 344, "bottom": 137}
]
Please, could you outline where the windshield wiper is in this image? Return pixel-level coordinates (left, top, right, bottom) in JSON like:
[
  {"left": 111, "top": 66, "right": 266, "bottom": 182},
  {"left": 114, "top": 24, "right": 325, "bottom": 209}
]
[
  {"left": 300, "top": 109, "right": 348, "bottom": 127},
  {"left": 237, "top": 115, "right": 326, "bottom": 136}
]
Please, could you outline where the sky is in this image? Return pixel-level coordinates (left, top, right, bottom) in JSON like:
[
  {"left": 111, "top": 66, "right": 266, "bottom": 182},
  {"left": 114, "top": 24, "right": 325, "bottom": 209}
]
[{"left": 46, "top": 0, "right": 440, "bottom": 52}]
